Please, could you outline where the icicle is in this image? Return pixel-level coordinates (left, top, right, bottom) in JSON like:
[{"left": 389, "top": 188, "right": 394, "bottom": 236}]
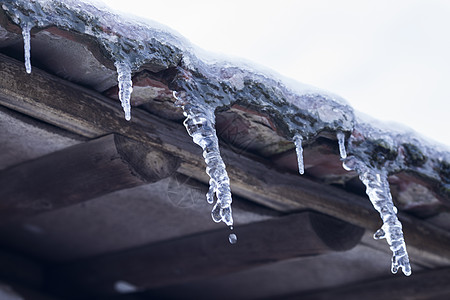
[
  {"left": 21, "top": 23, "right": 32, "bottom": 74},
  {"left": 343, "top": 156, "right": 411, "bottom": 276},
  {"left": 174, "top": 94, "right": 234, "bottom": 227},
  {"left": 337, "top": 131, "right": 347, "bottom": 159},
  {"left": 293, "top": 134, "right": 304, "bottom": 175},
  {"left": 114, "top": 61, "right": 133, "bottom": 121}
]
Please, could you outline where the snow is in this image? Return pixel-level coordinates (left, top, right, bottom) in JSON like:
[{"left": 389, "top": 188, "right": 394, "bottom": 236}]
[{"left": 100, "top": 0, "right": 450, "bottom": 148}]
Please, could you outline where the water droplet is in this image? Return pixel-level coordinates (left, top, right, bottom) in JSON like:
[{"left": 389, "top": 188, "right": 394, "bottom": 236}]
[{"left": 228, "top": 233, "right": 237, "bottom": 244}]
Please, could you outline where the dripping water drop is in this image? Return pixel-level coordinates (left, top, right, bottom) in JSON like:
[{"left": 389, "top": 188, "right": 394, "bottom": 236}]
[{"left": 228, "top": 233, "right": 237, "bottom": 244}]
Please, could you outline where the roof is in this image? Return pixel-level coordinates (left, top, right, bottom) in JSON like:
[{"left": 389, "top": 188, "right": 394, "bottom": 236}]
[{"left": 0, "top": 1, "right": 449, "bottom": 299}]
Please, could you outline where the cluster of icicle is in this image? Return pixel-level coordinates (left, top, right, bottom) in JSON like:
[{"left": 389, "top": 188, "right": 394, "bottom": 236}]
[
  {"left": 19, "top": 25, "right": 133, "bottom": 121},
  {"left": 17, "top": 17, "right": 411, "bottom": 270},
  {"left": 294, "top": 132, "right": 411, "bottom": 276},
  {"left": 173, "top": 93, "right": 236, "bottom": 243}
]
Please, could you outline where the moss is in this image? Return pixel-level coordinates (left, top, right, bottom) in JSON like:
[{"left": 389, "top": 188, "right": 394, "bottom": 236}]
[
  {"left": 369, "top": 139, "right": 398, "bottom": 166},
  {"left": 402, "top": 143, "right": 427, "bottom": 167}
]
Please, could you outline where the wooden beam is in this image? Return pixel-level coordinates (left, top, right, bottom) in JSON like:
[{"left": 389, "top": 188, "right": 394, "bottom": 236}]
[
  {"left": 293, "top": 267, "right": 450, "bottom": 300},
  {"left": 0, "top": 53, "right": 449, "bottom": 266},
  {"left": 0, "top": 134, "right": 179, "bottom": 223},
  {"left": 47, "top": 212, "right": 364, "bottom": 297}
]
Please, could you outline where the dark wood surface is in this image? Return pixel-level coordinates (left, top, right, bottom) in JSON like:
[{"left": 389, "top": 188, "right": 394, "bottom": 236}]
[
  {"left": 0, "top": 53, "right": 449, "bottom": 267},
  {"left": 47, "top": 212, "right": 364, "bottom": 297},
  {"left": 293, "top": 267, "right": 450, "bottom": 300},
  {"left": 0, "top": 134, "right": 178, "bottom": 224}
]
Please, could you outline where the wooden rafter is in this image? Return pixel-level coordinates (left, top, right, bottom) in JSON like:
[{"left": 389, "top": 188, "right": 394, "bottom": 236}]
[
  {"left": 47, "top": 212, "right": 364, "bottom": 297},
  {"left": 0, "top": 53, "right": 449, "bottom": 267},
  {"left": 0, "top": 134, "right": 179, "bottom": 224}
]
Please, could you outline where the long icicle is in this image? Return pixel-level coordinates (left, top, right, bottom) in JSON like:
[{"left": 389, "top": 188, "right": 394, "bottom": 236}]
[
  {"left": 174, "top": 94, "right": 234, "bottom": 233},
  {"left": 293, "top": 134, "right": 304, "bottom": 175},
  {"left": 114, "top": 61, "right": 133, "bottom": 121},
  {"left": 21, "top": 23, "right": 32, "bottom": 74},
  {"left": 343, "top": 156, "right": 411, "bottom": 276}
]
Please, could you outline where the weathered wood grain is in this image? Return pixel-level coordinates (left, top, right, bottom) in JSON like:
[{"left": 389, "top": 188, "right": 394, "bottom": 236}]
[
  {"left": 0, "top": 53, "right": 449, "bottom": 266},
  {"left": 47, "top": 212, "right": 364, "bottom": 297},
  {"left": 0, "top": 134, "right": 179, "bottom": 223}
]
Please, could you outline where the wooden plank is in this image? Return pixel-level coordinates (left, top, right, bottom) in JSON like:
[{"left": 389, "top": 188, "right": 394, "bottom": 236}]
[
  {"left": 47, "top": 212, "right": 364, "bottom": 297},
  {"left": 0, "top": 134, "right": 179, "bottom": 223},
  {"left": 0, "top": 53, "right": 449, "bottom": 266},
  {"left": 293, "top": 267, "right": 450, "bottom": 300}
]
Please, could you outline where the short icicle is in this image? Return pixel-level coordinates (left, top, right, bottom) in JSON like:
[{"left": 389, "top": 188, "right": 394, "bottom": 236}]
[
  {"left": 343, "top": 156, "right": 411, "bottom": 276},
  {"left": 114, "top": 61, "right": 133, "bottom": 121},
  {"left": 21, "top": 23, "right": 32, "bottom": 74},
  {"left": 293, "top": 134, "right": 305, "bottom": 175},
  {"left": 174, "top": 93, "right": 234, "bottom": 232},
  {"left": 337, "top": 131, "right": 347, "bottom": 159}
]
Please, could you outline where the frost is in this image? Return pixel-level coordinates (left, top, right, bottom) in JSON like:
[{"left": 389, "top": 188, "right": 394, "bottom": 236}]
[
  {"left": 293, "top": 134, "right": 304, "bottom": 175},
  {"left": 343, "top": 156, "right": 411, "bottom": 276},
  {"left": 174, "top": 93, "right": 234, "bottom": 227},
  {"left": 114, "top": 61, "right": 133, "bottom": 121},
  {"left": 21, "top": 22, "right": 31, "bottom": 74},
  {"left": 337, "top": 131, "right": 347, "bottom": 159}
]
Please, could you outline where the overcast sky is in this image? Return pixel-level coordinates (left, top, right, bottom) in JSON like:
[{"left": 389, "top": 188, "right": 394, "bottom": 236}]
[{"left": 101, "top": 0, "right": 450, "bottom": 147}]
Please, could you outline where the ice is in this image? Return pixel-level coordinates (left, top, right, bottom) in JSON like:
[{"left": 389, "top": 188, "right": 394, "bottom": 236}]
[
  {"left": 343, "top": 156, "right": 411, "bottom": 276},
  {"left": 337, "top": 131, "right": 347, "bottom": 159},
  {"left": 21, "top": 23, "right": 31, "bottom": 74},
  {"left": 293, "top": 134, "right": 304, "bottom": 175},
  {"left": 114, "top": 61, "right": 133, "bottom": 121},
  {"left": 174, "top": 93, "right": 234, "bottom": 227}
]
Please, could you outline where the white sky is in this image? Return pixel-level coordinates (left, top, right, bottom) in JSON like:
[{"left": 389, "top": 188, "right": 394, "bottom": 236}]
[{"left": 101, "top": 0, "right": 450, "bottom": 146}]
